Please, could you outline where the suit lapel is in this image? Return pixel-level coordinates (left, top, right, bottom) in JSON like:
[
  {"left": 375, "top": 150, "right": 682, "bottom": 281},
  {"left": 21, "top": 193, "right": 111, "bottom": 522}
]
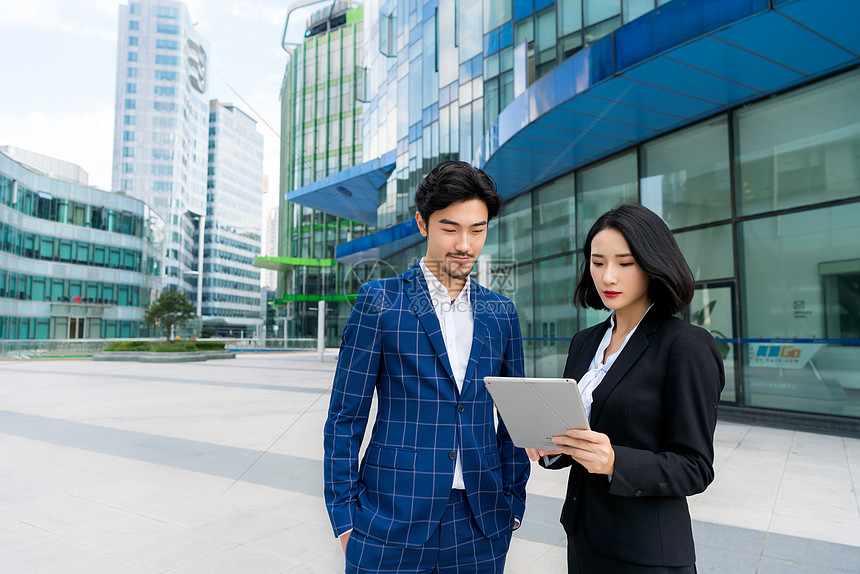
[
  {"left": 462, "top": 279, "right": 487, "bottom": 394},
  {"left": 569, "top": 318, "right": 611, "bottom": 380},
  {"left": 402, "top": 264, "right": 455, "bottom": 384},
  {"left": 589, "top": 310, "right": 664, "bottom": 427}
]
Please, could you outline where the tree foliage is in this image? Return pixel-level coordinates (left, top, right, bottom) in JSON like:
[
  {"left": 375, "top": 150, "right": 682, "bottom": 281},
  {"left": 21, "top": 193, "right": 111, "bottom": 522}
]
[{"left": 143, "top": 290, "right": 196, "bottom": 339}]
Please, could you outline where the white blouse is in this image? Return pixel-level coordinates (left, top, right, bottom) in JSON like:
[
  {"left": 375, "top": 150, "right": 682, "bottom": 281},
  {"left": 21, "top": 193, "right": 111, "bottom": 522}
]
[
  {"left": 542, "top": 306, "right": 653, "bottom": 471},
  {"left": 578, "top": 304, "right": 653, "bottom": 423}
]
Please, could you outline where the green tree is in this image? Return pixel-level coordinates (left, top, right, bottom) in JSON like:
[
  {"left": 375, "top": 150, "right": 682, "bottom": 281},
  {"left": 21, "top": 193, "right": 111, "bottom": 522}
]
[{"left": 144, "top": 291, "right": 197, "bottom": 339}]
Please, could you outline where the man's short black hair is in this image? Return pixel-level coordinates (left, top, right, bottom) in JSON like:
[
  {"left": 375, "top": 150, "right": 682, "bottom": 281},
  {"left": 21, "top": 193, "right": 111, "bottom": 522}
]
[
  {"left": 574, "top": 203, "right": 695, "bottom": 315},
  {"left": 414, "top": 161, "right": 501, "bottom": 224}
]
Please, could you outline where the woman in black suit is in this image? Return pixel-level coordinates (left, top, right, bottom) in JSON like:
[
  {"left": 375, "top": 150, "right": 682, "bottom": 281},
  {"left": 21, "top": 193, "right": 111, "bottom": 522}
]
[{"left": 526, "top": 203, "right": 724, "bottom": 573}]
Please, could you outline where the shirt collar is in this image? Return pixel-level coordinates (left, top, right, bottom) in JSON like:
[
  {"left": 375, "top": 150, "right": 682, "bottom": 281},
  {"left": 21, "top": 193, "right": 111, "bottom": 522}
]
[{"left": 420, "top": 257, "right": 470, "bottom": 301}]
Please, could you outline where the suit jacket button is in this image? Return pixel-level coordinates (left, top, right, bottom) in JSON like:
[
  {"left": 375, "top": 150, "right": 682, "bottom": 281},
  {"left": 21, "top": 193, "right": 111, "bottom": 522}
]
[
  {"left": 634, "top": 489, "right": 642, "bottom": 497},
  {"left": 457, "top": 404, "right": 465, "bottom": 413},
  {"left": 448, "top": 451, "right": 457, "bottom": 460}
]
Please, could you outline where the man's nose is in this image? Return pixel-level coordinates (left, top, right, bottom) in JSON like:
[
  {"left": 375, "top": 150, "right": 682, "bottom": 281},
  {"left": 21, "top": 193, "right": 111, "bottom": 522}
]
[{"left": 456, "top": 232, "right": 471, "bottom": 252}]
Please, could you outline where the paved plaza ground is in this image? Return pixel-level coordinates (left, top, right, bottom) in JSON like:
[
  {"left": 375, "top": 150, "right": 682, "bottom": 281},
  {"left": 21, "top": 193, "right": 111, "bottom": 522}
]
[{"left": 0, "top": 352, "right": 858, "bottom": 573}]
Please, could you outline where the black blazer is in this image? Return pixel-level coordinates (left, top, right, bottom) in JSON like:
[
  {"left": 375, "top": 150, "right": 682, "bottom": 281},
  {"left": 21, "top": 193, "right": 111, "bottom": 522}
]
[{"left": 546, "top": 310, "right": 724, "bottom": 567}]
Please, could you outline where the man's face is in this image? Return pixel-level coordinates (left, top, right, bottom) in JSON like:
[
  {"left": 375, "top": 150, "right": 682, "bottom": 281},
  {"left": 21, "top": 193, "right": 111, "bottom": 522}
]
[{"left": 416, "top": 199, "right": 489, "bottom": 283}]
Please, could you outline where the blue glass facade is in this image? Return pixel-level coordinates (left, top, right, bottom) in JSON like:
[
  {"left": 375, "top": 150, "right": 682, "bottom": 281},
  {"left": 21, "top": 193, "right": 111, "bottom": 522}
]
[{"left": 280, "top": 0, "right": 860, "bottom": 430}]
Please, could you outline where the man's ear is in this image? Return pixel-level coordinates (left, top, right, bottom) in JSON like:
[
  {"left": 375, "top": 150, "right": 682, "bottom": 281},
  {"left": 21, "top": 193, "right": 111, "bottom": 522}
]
[{"left": 416, "top": 211, "right": 428, "bottom": 237}]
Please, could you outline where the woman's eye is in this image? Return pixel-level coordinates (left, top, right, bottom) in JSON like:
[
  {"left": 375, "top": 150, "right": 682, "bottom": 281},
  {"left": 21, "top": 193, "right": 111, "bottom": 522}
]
[
  {"left": 620, "top": 262, "right": 634, "bottom": 267},
  {"left": 591, "top": 261, "right": 603, "bottom": 267}
]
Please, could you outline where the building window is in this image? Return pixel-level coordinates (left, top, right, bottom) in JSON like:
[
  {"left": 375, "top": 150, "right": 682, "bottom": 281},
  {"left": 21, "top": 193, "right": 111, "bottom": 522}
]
[
  {"left": 123, "top": 131, "right": 135, "bottom": 142},
  {"left": 124, "top": 115, "right": 135, "bottom": 126},
  {"left": 122, "top": 179, "right": 134, "bottom": 190},
  {"left": 379, "top": 11, "right": 396, "bottom": 57},
  {"left": 125, "top": 99, "right": 136, "bottom": 110},
  {"left": 126, "top": 83, "right": 137, "bottom": 93},
  {"left": 640, "top": 115, "right": 731, "bottom": 229},
  {"left": 153, "top": 181, "right": 173, "bottom": 192},
  {"left": 151, "top": 165, "right": 173, "bottom": 176},
  {"left": 584, "top": 0, "right": 621, "bottom": 26},
  {"left": 739, "top": 203, "right": 860, "bottom": 418},
  {"left": 736, "top": 70, "right": 860, "bottom": 217},
  {"left": 157, "top": 23, "right": 180, "bottom": 35},
  {"left": 155, "top": 55, "right": 178, "bottom": 66},
  {"left": 127, "top": 67, "right": 138, "bottom": 78},
  {"left": 576, "top": 152, "right": 638, "bottom": 245},
  {"left": 128, "top": 51, "right": 138, "bottom": 62},
  {"left": 122, "top": 146, "right": 134, "bottom": 158},
  {"left": 155, "top": 70, "right": 177, "bottom": 81},
  {"left": 129, "top": 20, "right": 139, "bottom": 31},
  {"left": 129, "top": 36, "right": 139, "bottom": 46},
  {"left": 533, "top": 172, "right": 576, "bottom": 259},
  {"left": 156, "top": 39, "right": 180, "bottom": 50},
  {"left": 123, "top": 163, "right": 134, "bottom": 174},
  {"left": 154, "top": 85, "right": 176, "bottom": 97},
  {"left": 153, "top": 101, "right": 177, "bottom": 112},
  {"left": 156, "top": 6, "right": 180, "bottom": 19},
  {"left": 129, "top": 3, "right": 140, "bottom": 15}
]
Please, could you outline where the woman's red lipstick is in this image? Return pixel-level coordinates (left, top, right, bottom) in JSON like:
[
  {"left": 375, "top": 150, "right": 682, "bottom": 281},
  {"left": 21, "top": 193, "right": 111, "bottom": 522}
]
[{"left": 603, "top": 291, "right": 621, "bottom": 298}]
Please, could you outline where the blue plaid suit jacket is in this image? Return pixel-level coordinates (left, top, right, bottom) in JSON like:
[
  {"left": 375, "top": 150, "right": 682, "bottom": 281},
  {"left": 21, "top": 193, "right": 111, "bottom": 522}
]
[{"left": 324, "top": 263, "right": 530, "bottom": 548}]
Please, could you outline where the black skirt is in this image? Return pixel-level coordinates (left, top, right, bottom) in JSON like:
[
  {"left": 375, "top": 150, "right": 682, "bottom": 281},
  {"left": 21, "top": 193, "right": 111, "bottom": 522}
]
[{"left": 567, "top": 532, "right": 696, "bottom": 574}]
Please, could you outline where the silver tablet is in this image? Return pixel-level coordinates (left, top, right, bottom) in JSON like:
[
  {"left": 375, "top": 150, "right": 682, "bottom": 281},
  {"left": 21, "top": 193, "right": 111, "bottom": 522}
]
[{"left": 483, "top": 377, "right": 590, "bottom": 450}]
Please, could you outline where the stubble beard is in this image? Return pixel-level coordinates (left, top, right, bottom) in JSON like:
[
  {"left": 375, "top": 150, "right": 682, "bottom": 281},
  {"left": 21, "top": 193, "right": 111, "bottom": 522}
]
[{"left": 443, "top": 255, "right": 474, "bottom": 280}]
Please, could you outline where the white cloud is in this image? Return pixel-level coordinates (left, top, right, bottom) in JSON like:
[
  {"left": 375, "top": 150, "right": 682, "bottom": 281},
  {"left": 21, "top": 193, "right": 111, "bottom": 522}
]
[{"left": 0, "top": 0, "right": 117, "bottom": 41}]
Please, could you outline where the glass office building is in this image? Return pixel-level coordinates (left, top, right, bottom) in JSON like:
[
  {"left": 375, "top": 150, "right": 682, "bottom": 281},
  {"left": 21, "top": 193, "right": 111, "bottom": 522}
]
[
  {"left": 0, "top": 148, "right": 164, "bottom": 339},
  {"left": 111, "top": 0, "right": 210, "bottom": 300},
  {"left": 278, "top": 0, "right": 860, "bottom": 433},
  {"left": 268, "top": 2, "right": 375, "bottom": 344},
  {"left": 203, "top": 101, "right": 265, "bottom": 337}
]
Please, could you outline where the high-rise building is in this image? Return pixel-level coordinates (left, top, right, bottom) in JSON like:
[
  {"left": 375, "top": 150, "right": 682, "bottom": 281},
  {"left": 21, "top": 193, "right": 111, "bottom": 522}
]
[
  {"left": 0, "top": 148, "right": 164, "bottom": 340},
  {"left": 262, "top": 2, "right": 371, "bottom": 345},
  {"left": 111, "top": 0, "right": 210, "bottom": 301},
  {"left": 203, "top": 100, "right": 264, "bottom": 337},
  {"left": 277, "top": 0, "right": 860, "bottom": 433}
]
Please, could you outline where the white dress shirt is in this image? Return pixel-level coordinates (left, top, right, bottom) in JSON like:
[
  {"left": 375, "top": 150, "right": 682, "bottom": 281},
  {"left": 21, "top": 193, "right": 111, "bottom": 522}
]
[{"left": 420, "top": 258, "right": 472, "bottom": 490}]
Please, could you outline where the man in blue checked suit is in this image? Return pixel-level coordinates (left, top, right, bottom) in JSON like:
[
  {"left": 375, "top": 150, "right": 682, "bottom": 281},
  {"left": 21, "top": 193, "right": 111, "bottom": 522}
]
[{"left": 324, "top": 161, "right": 530, "bottom": 573}]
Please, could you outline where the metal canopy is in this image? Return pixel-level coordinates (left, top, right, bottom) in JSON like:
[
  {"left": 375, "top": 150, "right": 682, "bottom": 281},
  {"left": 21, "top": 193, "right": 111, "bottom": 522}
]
[
  {"left": 284, "top": 150, "right": 396, "bottom": 225},
  {"left": 478, "top": 0, "right": 860, "bottom": 200}
]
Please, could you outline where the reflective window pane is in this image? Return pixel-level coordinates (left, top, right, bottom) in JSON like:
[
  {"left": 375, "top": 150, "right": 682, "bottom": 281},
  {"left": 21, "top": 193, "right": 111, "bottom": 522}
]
[
  {"left": 584, "top": 0, "right": 620, "bottom": 26},
  {"left": 736, "top": 70, "right": 860, "bottom": 216},
  {"left": 498, "top": 193, "right": 533, "bottom": 263},
  {"left": 739, "top": 203, "right": 860, "bottom": 417},
  {"left": 641, "top": 116, "right": 731, "bottom": 229},
  {"left": 576, "top": 152, "right": 637, "bottom": 246},
  {"left": 674, "top": 224, "right": 733, "bottom": 282},
  {"left": 534, "top": 254, "right": 577, "bottom": 377},
  {"left": 533, "top": 173, "right": 575, "bottom": 259}
]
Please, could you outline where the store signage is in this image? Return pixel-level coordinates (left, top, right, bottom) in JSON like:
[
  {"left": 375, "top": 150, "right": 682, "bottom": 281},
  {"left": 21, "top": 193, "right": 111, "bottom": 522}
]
[{"left": 748, "top": 343, "right": 824, "bottom": 369}]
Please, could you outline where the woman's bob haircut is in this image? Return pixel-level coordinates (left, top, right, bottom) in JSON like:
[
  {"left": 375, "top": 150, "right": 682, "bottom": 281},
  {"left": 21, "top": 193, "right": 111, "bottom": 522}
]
[{"left": 574, "top": 203, "right": 695, "bottom": 316}]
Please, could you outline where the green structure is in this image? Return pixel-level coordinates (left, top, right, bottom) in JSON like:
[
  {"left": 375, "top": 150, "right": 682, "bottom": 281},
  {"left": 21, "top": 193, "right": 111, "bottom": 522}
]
[{"left": 267, "top": 3, "right": 373, "bottom": 346}]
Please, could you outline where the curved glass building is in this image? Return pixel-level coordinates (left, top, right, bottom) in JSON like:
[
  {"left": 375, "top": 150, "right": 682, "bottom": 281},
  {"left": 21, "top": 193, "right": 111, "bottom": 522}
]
[
  {"left": 277, "top": 0, "right": 860, "bottom": 433},
  {"left": 0, "top": 148, "right": 164, "bottom": 340}
]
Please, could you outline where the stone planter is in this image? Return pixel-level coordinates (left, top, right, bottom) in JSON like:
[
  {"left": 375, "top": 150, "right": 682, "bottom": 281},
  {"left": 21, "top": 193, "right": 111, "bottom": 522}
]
[{"left": 92, "top": 351, "right": 235, "bottom": 363}]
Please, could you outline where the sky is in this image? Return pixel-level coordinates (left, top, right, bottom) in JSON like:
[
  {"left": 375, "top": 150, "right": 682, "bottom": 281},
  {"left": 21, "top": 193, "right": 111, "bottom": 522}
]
[{"left": 0, "top": 0, "right": 317, "bottom": 191}]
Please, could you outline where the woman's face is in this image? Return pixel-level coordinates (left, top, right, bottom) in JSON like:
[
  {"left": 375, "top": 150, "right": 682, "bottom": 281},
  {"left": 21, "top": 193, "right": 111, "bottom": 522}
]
[{"left": 589, "top": 227, "right": 651, "bottom": 315}]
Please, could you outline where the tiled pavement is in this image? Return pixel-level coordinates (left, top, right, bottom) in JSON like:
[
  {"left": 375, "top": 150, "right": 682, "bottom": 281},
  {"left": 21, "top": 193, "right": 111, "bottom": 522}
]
[{"left": 0, "top": 352, "right": 858, "bottom": 573}]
